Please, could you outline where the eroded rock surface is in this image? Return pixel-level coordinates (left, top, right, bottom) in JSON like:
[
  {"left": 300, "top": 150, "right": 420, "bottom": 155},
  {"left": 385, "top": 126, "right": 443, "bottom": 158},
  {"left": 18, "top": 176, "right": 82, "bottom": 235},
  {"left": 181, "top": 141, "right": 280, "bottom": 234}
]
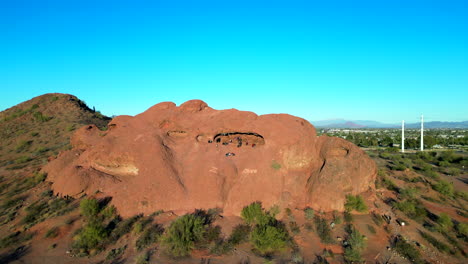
[{"left": 43, "top": 100, "right": 376, "bottom": 216}]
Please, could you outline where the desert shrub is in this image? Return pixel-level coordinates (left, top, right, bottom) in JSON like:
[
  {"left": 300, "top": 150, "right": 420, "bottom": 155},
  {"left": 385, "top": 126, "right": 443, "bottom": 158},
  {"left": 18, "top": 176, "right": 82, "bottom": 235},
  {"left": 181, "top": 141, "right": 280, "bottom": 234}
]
[
  {"left": 80, "top": 198, "right": 100, "bottom": 219},
  {"left": 333, "top": 211, "right": 342, "bottom": 225},
  {"left": 106, "top": 245, "right": 127, "bottom": 260},
  {"left": 381, "top": 176, "right": 398, "bottom": 191},
  {"left": 456, "top": 191, "right": 468, "bottom": 201},
  {"left": 367, "top": 224, "right": 376, "bottom": 234},
  {"left": 344, "top": 211, "right": 354, "bottom": 223},
  {"left": 15, "top": 156, "right": 32, "bottom": 164},
  {"left": 343, "top": 225, "right": 366, "bottom": 263},
  {"left": 250, "top": 220, "right": 289, "bottom": 255},
  {"left": 438, "top": 161, "right": 450, "bottom": 167},
  {"left": 228, "top": 224, "right": 251, "bottom": 245},
  {"left": 436, "top": 213, "right": 453, "bottom": 232},
  {"left": 101, "top": 205, "right": 116, "bottom": 219},
  {"left": 391, "top": 163, "right": 407, "bottom": 171},
  {"left": 314, "top": 216, "right": 334, "bottom": 244},
  {"left": 289, "top": 221, "right": 300, "bottom": 235},
  {"left": 271, "top": 161, "right": 281, "bottom": 170},
  {"left": 268, "top": 205, "right": 280, "bottom": 217},
  {"left": 136, "top": 224, "right": 164, "bottom": 251},
  {"left": 15, "top": 140, "right": 32, "bottom": 152},
  {"left": 135, "top": 250, "right": 151, "bottom": 264},
  {"left": 433, "top": 180, "right": 454, "bottom": 197},
  {"left": 379, "top": 152, "right": 391, "bottom": 159},
  {"left": 456, "top": 223, "right": 468, "bottom": 237},
  {"left": 45, "top": 226, "right": 59, "bottom": 238},
  {"left": 241, "top": 202, "right": 265, "bottom": 225},
  {"left": 399, "top": 187, "right": 419, "bottom": 200},
  {"left": 371, "top": 213, "right": 384, "bottom": 226},
  {"left": 344, "top": 195, "right": 367, "bottom": 212},
  {"left": 446, "top": 168, "right": 460, "bottom": 176},
  {"left": 0, "top": 231, "right": 33, "bottom": 249},
  {"left": 394, "top": 200, "right": 427, "bottom": 222},
  {"left": 33, "top": 111, "right": 52, "bottom": 122},
  {"left": 419, "top": 231, "right": 452, "bottom": 254},
  {"left": 108, "top": 214, "right": 142, "bottom": 242},
  {"left": 133, "top": 216, "right": 155, "bottom": 235},
  {"left": 73, "top": 220, "right": 108, "bottom": 251},
  {"left": 66, "top": 124, "right": 76, "bottom": 132},
  {"left": 394, "top": 238, "right": 423, "bottom": 264},
  {"left": 22, "top": 201, "right": 48, "bottom": 224},
  {"left": 304, "top": 207, "right": 314, "bottom": 220},
  {"left": 162, "top": 214, "right": 206, "bottom": 257}
]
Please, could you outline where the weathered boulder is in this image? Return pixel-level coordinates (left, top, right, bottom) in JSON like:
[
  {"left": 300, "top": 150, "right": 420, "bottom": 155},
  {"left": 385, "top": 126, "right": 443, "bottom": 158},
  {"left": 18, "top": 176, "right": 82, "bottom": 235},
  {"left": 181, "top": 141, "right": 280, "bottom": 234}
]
[{"left": 43, "top": 100, "right": 376, "bottom": 217}]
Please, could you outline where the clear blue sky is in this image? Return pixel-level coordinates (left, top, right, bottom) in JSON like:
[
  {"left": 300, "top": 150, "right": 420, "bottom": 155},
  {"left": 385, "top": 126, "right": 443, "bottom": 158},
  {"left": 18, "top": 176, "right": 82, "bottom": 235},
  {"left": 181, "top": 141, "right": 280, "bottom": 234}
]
[{"left": 1, "top": 0, "right": 467, "bottom": 123}]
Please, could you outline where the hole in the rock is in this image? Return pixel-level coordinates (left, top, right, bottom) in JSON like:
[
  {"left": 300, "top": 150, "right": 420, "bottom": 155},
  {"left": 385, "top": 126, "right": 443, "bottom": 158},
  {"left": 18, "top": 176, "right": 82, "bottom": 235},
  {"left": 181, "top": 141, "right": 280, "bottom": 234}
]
[{"left": 213, "top": 132, "right": 265, "bottom": 147}]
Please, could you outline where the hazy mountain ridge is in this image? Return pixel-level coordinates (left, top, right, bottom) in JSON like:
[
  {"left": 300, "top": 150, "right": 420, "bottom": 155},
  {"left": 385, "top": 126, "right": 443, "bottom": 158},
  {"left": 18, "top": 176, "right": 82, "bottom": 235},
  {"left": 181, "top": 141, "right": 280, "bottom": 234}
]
[{"left": 312, "top": 119, "right": 468, "bottom": 129}]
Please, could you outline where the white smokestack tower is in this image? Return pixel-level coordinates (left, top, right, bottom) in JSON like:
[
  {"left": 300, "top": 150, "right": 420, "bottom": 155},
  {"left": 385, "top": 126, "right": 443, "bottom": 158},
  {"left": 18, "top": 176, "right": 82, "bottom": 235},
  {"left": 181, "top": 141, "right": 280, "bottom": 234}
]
[
  {"left": 420, "top": 114, "right": 424, "bottom": 151},
  {"left": 402, "top": 120, "right": 405, "bottom": 153}
]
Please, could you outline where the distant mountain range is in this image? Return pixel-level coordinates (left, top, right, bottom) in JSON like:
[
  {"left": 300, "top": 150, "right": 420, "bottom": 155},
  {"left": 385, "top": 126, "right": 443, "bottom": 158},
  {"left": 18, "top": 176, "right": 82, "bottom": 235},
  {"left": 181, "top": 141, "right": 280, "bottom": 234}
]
[{"left": 311, "top": 119, "right": 468, "bottom": 129}]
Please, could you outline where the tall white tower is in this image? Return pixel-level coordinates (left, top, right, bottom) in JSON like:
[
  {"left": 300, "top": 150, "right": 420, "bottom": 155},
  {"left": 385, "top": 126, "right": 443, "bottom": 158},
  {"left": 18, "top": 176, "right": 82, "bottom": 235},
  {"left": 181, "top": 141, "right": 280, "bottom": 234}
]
[
  {"left": 402, "top": 120, "right": 405, "bottom": 153},
  {"left": 420, "top": 114, "right": 424, "bottom": 151}
]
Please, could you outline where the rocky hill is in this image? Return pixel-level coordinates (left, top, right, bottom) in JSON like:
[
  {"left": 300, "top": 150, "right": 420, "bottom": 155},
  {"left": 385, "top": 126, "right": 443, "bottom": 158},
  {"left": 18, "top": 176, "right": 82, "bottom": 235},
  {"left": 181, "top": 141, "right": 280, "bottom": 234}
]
[
  {"left": 44, "top": 99, "right": 376, "bottom": 217},
  {"left": 0, "top": 93, "right": 110, "bottom": 171}
]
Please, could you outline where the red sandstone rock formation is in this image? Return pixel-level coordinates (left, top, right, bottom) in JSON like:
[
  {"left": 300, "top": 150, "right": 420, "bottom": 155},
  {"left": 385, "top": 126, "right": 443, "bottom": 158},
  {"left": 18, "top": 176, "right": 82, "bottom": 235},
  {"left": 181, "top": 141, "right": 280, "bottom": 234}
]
[{"left": 43, "top": 100, "right": 376, "bottom": 217}]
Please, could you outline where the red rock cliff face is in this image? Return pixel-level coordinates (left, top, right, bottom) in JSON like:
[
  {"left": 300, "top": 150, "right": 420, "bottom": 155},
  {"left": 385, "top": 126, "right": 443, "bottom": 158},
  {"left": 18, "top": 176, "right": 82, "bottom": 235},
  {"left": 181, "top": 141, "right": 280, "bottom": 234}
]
[{"left": 43, "top": 100, "right": 376, "bottom": 217}]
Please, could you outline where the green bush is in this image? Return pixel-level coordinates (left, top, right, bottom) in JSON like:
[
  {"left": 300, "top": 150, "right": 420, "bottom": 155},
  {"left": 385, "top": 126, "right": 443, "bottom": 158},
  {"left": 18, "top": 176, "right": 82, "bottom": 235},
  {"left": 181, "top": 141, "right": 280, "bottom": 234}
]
[
  {"left": 419, "top": 231, "right": 452, "bottom": 254},
  {"left": 304, "top": 207, "right": 314, "bottom": 220},
  {"left": 343, "top": 225, "right": 366, "bottom": 263},
  {"left": 241, "top": 202, "right": 265, "bottom": 225},
  {"left": 314, "top": 216, "right": 334, "bottom": 244},
  {"left": 0, "top": 231, "right": 33, "bottom": 249},
  {"left": 423, "top": 169, "right": 440, "bottom": 179},
  {"left": 271, "top": 161, "right": 281, "bottom": 170},
  {"left": 162, "top": 214, "right": 206, "bottom": 257},
  {"left": 394, "top": 238, "right": 423, "bottom": 264},
  {"left": 80, "top": 198, "right": 100, "bottom": 219},
  {"left": 251, "top": 221, "right": 289, "bottom": 255},
  {"left": 45, "top": 226, "right": 59, "bottom": 238},
  {"left": 367, "top": 224, "right": 376, "bottom": 234},
  {"left": 345, "top": 195, "right": 367, "bottom": 212},
  {"left": 446, "top": 168, "right": 460, "bottom": 176},
  {"left": 136, "top": 224, "right": 164, "bottom": 251},
  {"left": 108, "top": 215, "right": 142, "bottom": 242},
  {"left": 433, "top": 180, "right": 454, "bottom": 197},
  {"left": 228, "top": 224, "right": 251, "bottom": 245},
  {"left": 106, "top": 245, "right": 127, "bottom": 260},
  {"left": 399, "top": 187, "right": 419, "bottom": 200},
  {"left": 289, "top": 221, "right": 300, "bottom": 235},
  {"left": 73, "top": 221, "right": 108, "bottom": 251},
  {"left": 456, "top": 223, "right": 468, "bottom": 237},
  {"left": 394, "top": 200, "right": 427, "bottom": 222},
  {"left": 33, "top": 111, "right": 52, "bottom": 122},
  {"left": 437, "top": 213, "right": 453, "bottom": 232},
  {"left": 15, "top": 140, "right": 32, "bottom": 152}
]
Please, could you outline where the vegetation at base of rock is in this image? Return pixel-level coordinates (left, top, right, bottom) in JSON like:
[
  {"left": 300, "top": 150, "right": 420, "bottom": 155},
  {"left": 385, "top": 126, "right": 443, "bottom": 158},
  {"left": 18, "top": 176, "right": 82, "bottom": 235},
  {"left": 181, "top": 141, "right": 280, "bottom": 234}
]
[
  {"left": 162, "top": 214, "right": 206, "bottom": 257},
  {"left": 240, "top": 202, "right": 291, "bottom": 255},
  {"left": 304, "top": 207, "right": 314, "bottom": 220},
  {"left": 344, "top": 195, "right": 367, "bottom": 212},
  {"left": 241, "top": 201, "right": 264, "bottom": 225},
  {"left": 314, "top": 216, "right": 334, "bottom": 244},
  {"left": 80, "top": 198, "right": 100, "bottom": 218},
  {"left": 135, "top": 223, "right": 164, "bottom": 251}
]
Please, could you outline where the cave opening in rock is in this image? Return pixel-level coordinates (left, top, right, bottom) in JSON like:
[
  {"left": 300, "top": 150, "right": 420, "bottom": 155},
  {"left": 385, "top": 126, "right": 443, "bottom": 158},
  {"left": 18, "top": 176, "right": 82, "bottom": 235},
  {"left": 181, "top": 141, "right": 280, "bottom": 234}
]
[{"left": 213, "top": 132, "right": 265, "bottom": 147}]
